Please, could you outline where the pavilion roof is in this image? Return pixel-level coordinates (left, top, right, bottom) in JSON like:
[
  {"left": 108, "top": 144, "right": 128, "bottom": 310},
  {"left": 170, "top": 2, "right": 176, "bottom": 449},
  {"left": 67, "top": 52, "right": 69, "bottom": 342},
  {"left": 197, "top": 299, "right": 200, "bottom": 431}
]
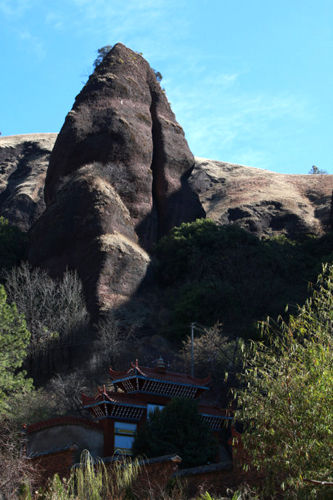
[
  {"left": 82, "top": 389, "right": 148, "bottom": 409},
  {"left": 109, "top": 360, "right": 211, "bottom": 388},
  {"left": 81, "top": 389, "right": 231, "bottom": 429},
  {"left": 82, "top": 388, "right": 148, "bottom": 421},
  {"left": 82, "top": 391, "right": 231, "bottom": 417}
]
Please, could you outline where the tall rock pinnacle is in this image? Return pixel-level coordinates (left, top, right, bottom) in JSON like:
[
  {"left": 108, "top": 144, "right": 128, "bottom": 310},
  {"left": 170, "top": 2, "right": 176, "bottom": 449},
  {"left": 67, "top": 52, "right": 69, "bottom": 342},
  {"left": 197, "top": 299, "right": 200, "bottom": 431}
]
[{"left": 29, "top": 43, "right": 204, "bottom": 315}]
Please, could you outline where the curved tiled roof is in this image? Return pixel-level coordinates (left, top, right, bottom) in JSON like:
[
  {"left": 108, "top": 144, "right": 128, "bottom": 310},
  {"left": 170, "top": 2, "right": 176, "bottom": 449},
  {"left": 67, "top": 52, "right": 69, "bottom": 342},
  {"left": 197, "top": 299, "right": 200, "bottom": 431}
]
[
  {"left": 26, "top": 416, "right": 101, "bottom": 434},
  {"left": 109, "top": 360, "right": 211, "bottom": 387},
  {"left": 82, "top": 390, "right": 160, "bottom": 408}
]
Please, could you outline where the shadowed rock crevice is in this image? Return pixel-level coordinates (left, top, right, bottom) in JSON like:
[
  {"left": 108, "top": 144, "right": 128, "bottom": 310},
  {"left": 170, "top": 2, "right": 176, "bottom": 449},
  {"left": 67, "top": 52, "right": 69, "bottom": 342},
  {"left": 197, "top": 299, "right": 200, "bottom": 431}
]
[{"left": 148, "top": 88, "right": 169, "bottom": 241}]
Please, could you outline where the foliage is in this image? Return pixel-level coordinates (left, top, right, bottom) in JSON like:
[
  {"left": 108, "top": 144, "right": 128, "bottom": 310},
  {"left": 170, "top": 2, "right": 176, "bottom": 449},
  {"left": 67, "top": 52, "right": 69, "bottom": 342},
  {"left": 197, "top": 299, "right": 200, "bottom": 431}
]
[
  {"left": 38, "top": 450, "right": 186, "bottom": 499},
  {"left": 47, "top": 372, "right": 89, "bottom": 416},
  {"left": 180, "top": 323, "right": 243, "bottom": 402},
  {"left": 153, "top": 69, "right": 163, "bottom": 82},
  {"left": 309, "top": 165, "right": 328, "bottom": 174},
  {"left": 94, "top": 315, "right": 136, "bottom": 369},
  {"left": 0, "top": 284, "right": 32, "bottom": 415},
  {"left": 4, "top": 263, "right": 88, "bottom": 357},
  {"left": 6, "top": 387, "right": 60, "bottom": 425},
  {"left": 233, "top": 263, "right": 333, "bottom": 498},
  {"left": 133, "top": 398, "right": 218, "bottom": 468},
  {"left": 155, "top": 219, "right": 333, "bottom": 341},
  {"left": 0, "top": 418, "right": 37, "bottom": 498},
  {"left": 5, "top": 372, "right": 90, "bottom": 426},
  {"left": 44, "top": 450, "right": 111, "bottom": 499},
  {"left": 0, "top": 216, "right": 27, "bottom": 273},
  {"left": 93, "top": 45, "right": 113, "bottom": 69},
  {"left": 93, "top": 46, "right": 163, "bottom": 85}
]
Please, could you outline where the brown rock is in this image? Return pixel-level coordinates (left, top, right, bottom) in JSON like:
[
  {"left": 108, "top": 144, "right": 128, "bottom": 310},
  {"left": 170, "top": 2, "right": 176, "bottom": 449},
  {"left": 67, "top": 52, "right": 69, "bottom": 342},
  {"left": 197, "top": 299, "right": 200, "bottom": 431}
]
[
  {"left": 190, "top": 158, "right": 333, "bottom": 238},
  {"left": 0, "top": 133, "right": 56, "bottom": 230},
  {"left": 44, "top": 43, "right": 203, "bottom": 249},
  {"left": 29, "top": 44, "right": 203, "bottom": 315}
]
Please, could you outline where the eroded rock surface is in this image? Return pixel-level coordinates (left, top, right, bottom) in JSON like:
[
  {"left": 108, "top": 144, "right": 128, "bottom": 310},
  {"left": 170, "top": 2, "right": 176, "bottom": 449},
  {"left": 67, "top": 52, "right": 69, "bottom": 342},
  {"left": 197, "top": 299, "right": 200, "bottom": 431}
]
[
  {"left": 29, "top": 44, "right": 203, "bottom": 315},
  {"left": 0, "top": 134, "right": 56, "bottom": 230},
  {"left": 190, "top": 158, "right": 333, "bottom": 238}
]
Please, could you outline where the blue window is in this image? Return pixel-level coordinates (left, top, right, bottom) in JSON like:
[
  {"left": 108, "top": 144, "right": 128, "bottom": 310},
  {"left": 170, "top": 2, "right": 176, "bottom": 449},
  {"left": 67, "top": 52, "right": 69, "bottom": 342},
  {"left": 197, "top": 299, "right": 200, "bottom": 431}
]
[
  {"left": 147, "top": 403, "right": 165, "bottom": 417},
  {"left": 114, "top": 422, "right": 137, "bottom": 455}
]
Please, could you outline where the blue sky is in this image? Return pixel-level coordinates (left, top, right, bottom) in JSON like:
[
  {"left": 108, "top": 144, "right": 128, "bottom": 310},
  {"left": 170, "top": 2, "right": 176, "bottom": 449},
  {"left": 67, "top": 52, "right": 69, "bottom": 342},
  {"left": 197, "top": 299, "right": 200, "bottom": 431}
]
[{"left": 1, "top": 0, "right": 332, "bottom": 174}]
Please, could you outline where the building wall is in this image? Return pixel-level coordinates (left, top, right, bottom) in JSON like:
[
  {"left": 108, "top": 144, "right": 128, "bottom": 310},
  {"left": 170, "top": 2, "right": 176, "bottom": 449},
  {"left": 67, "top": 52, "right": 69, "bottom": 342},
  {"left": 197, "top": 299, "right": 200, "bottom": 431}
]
[
  {"left": 31, "top": 448, "right": 76, "bottom": 487},
  {"left": 27, "top": 424, "right": 104, "bottom": 462}
]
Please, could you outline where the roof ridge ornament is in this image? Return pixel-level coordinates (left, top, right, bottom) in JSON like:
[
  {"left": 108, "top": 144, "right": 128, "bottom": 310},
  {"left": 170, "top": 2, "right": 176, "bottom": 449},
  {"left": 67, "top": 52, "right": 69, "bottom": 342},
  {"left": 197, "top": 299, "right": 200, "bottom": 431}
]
[
  {"left": 155, "top": 355, "right": 166, "bottom": 373},
  {"left": 130, "top": 359, "right": 147, "bottom": 377}
]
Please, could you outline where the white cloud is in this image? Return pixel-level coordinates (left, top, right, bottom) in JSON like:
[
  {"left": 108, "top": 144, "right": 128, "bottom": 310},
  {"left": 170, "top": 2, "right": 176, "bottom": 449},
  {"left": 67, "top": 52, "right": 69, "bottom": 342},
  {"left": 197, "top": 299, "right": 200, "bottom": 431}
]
[
  {"left": 166, "top": 70, "right": 311, "bottom": 168},
  {"left": 67, "top": 0, "right": 187, "bottom": 56},
  {"left": 0, "top": 0, "right": 46, "bottom": 58},
  {"left": 19, "top": 29, "right": 46, "bottom": 59},
  {"left": 231, "top": 149, "right": 271, "bottom": 170},
  {"left": 0, "top": 0, "right": 34, "bottom": 17},
  {"left": 202, "top": 72, "right": 239, "bottom": 88},
  {"left": 45, "top": 11, "right": 64, "bottom": 30}
]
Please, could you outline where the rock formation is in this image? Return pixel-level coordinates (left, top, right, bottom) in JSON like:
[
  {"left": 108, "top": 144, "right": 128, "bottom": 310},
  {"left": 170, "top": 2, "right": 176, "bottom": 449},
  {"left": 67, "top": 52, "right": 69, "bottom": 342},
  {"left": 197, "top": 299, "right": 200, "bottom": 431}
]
[
  {"left": 28, "top": 44, "right": 204, "bottom": 315},
  {"left": 1, "top": 46, "right": 332, "bottom": 319},
  {"left": 1, "top": 136, "right": 332, "bottom": 248},
  {"left": 0, "top": 133, "right": 57, "bottom": 231},
  {"left": 191, "top": 158, "right": 333, "bottom": 238}
]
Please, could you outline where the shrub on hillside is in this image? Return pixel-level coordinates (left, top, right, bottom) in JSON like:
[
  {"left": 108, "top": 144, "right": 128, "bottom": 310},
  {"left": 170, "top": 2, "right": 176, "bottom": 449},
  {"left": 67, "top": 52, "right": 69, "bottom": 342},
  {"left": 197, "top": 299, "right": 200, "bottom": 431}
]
[
  {"left": 155, "top": 219, "right": 333, "bottom": 341},
  {"left": 133, "top": 398, "right": 218, "bottom": 468},
  {"left": 0, "top": 216, "right": 27, "bottom": 273}
]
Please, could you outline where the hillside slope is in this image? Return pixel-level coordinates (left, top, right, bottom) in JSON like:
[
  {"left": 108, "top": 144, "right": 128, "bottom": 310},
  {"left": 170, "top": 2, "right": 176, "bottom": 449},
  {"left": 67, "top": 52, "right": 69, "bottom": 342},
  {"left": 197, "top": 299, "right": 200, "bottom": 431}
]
[
  {"left": 191, "top": 157, "right": 332, "bottom": 238},
  {"left": 1, "top": 138, "right": 331, "bottom": 241},
  {"left": 0, "top": 133, "right": 57, "bottom": 231}
]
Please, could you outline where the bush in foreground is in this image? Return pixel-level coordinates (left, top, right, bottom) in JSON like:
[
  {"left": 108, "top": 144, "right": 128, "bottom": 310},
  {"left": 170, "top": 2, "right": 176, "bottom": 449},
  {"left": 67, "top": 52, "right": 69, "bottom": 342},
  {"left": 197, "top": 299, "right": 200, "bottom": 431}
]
[{"left": 233, "top": 264, "right": 333, "bottom": 498}]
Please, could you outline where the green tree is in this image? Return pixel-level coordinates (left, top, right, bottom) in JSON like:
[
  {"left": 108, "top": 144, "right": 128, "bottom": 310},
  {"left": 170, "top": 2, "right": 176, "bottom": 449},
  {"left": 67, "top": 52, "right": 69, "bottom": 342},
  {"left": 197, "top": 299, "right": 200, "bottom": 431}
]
[
  {"left": 180, "top": 323, "right": 243, "bottom": 403},
  {"left": 0, "top": 285, "right": 32, "bottom": 415},
  {"left": 153, "top": 69, "right": 163, "bottom": 82},
  {"left": 0, "top": 216, "right": 27, "bottom": 272},
  {"left": 309, "top": 165, "right": 328, "bottom": 174},
  {"left": 233, "top": 264, "right": 333, "bottom": 498},
  {"left": 93, "top": 45, "right": 113, "bottom": 69},
  {"left": 133, "top": 398, "right": 218, "bottom": 468}
]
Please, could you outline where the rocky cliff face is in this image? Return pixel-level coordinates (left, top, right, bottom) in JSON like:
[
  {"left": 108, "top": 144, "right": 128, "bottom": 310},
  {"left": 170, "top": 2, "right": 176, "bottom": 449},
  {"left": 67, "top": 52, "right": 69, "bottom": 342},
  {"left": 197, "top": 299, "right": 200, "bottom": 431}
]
[
  {"left": 28, "top": 44, "right": 203, "bottom": 315},
  {"left": 190, "top": 158, "right": 333, "bottom": 238},
  {"left": 1, "top": 46, "right": 332, "bottom": 318},
  {"left": 2, "top": 136, "right": 331, "bottom": 242},
  {"left": 0, "top": 134, "right": 57, "bottom": 231}
]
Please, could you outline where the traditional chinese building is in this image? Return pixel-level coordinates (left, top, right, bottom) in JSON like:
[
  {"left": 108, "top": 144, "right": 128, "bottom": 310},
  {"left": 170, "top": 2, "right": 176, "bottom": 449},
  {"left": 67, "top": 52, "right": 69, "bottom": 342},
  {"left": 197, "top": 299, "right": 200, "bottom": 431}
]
[
  {"left": 25, "top": 358, "right": 241, "bottom": 490},
  {"left": 81, "top": 358, "right": 232, "bottom": 456}
]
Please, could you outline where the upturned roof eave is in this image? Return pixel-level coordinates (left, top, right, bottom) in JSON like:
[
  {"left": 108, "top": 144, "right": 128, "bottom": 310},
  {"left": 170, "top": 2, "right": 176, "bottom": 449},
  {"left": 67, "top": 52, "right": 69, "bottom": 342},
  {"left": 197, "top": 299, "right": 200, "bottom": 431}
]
[
  {"left": 109, "top": 363, "right": 211, "bottom": 387},
  {"left": 110, "top": 374, "right": 210, "bottom": 391}
]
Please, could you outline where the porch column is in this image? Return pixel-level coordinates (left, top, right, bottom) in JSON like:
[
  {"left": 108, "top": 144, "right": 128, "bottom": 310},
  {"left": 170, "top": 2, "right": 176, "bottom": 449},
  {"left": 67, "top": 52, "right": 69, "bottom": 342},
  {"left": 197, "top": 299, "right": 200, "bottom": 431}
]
[{"left": 102, "top": 419, "right": 114, "bottom": 457}]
